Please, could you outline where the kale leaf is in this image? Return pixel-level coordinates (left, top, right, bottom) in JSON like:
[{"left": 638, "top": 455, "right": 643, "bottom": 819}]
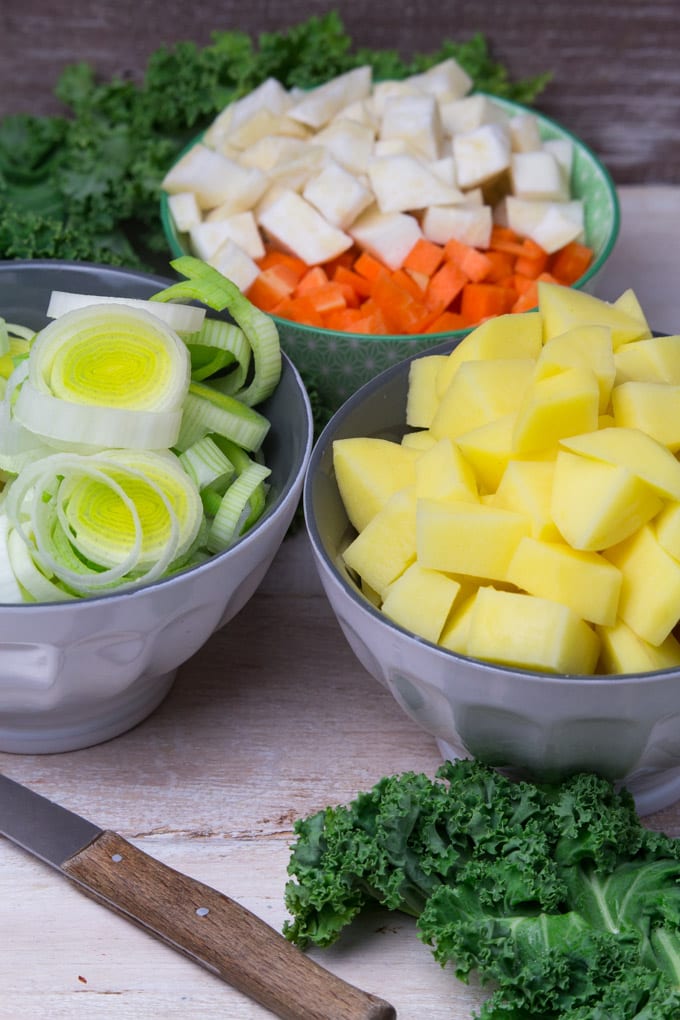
[{"left": 284, "top": 760, "right": 680, "bottom": 1019}]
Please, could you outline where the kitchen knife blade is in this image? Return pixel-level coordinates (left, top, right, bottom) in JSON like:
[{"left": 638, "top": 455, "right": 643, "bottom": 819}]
[{"left": 0, "top": 773, "right": 395, "bottom": 1020}]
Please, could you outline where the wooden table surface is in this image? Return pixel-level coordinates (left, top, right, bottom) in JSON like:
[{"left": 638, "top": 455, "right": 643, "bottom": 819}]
[{"left": 0, "top": 183, "right": 679, "bottom": 1018}]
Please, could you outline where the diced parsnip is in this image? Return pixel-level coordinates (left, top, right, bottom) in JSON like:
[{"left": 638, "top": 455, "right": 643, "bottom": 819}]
[
  {"left": 560, "top": 426, "right": 680, "bottom": 501},
  {"left": 207, "top": 240, "right": 261, "bottom": 293},
  {"left": 312, "top": 119, "right": 376, "bottom": 175},
  {"left": 331, "top": 98, "right": 377, "bottom": 129},
  {"left": 190, "top": 220, "right": 239, "bottom": 260},
  {"left": 266, "top": 146, "right": 331, "bottom": 191},
  {"left": 422, "top": 204, "right": 493, "bottom": 248},
  {"left": 214, "top": 77, "right": 292, "bottom": 137},
  {"left": 508, "top": 113, "right": 543, "bottom": 152},
  {"left": 498, "top": 196, "right": 584, "bottom": 251},
  {"left": 381, "top": 562, "right": 462, "bottom": 644},
  {"left": 349, "top": 208, "right": 422, "bottom": 271},
  {"left": 439, "top": 94, "right": 509, "bottom": 136},
  {"left": 530, "top": 203, "right": 585, "bottom": 253},
  {"left": 198, "top": 210, "right": 265, "bottom": 260},
  {"left": 379, "top": 93, "right": 444, "bottom": 161},
  {"left": 302, "top": 160, "right": 373, "bottom": 229},
  {"left": 511, "top": 150, "right": 569, "bottom": 202},
  {"left": 369, "top": 80, "right": 423, "bottom": 117},
  {"left": 257, "top": 189, "right": 353, "bottom": 265},
  {"left": 373, "top": 138, "right": 420, "bottom": 158},
  {"left": 225, "top": 110, "right": 310, "bottom": 151},
  {"left": 367, "top": 154, "right": 463, "bottom": 213},
  {"left": 417, "top": 499, "right": 530, "bottom": 581},
  {"left": 238, "top": 136, "right": 313, "bottom": 171},
  {"left": 452, "top": 123, "right": 512, "bottom": 189},
  {"left": 466, "top": 586, "right": 600, "bottom": 674},
  {"left": 542, "top": 138, "right": 574, "bottom": 181},
  {"left": 167, "top": 192, "right": 201, "bottom": 234},
  {"left": 605, "top": 525, "right": 680, "bottom": 646},
  {"left": 162, "top": 144, "right": 268, "bottom": 211},
  {"left": 288, "top": 65, "right": 373, "bottom": 129},
  {"left": 403, "top": 57, "right": 473, "bottom": 100},
  {"left": 429, "top": 156, "right": 458, "bottom": 187}
]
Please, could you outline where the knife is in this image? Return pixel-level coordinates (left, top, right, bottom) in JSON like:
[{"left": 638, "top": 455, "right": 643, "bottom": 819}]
[{"left": 0, "top": 772, "right": 396, "bottom": 1020}]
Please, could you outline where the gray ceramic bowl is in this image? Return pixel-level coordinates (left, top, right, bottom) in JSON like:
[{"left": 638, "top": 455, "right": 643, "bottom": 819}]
[
  {"left": 304, "top": 338, "right": 680, "bottom": 816},
  {"left": 0, "top": 260, "right": 313, "bottom": 754}
]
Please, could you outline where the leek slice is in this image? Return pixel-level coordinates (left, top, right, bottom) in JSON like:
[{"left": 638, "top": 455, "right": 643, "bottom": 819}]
[
  {"left": 176, "top": 381, "right": 270, "bottom": 453},
  {"left": 152, "top": 256, "right": 281, "bottom": 407},
  {"left": 179, "top": 436, "right": 235, "bottom": 492},
  {"left": 207, "top": 460, "right": 271, "bottom": 553},
  {"left": 186, "top": 319, "right": 251, "bottom": 390},
  {"left": 46, "top": 291, "right": 206, "bottom": 333}
]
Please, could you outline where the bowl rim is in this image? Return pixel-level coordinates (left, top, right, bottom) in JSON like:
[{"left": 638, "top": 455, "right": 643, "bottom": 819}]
[
  {"left": 0, "top": 259, "right": 315, "bottom": 611},
  {"left": 303, "top": 335, "right": 679, "bottom": 687},
  {"left": 160, "top": 91, "right": 621, "bottom": 344}
]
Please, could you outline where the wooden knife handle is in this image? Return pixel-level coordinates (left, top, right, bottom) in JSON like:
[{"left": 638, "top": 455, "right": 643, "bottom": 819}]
[{"left": 62, "top": 830, "right": 395, "bottom": 1020}]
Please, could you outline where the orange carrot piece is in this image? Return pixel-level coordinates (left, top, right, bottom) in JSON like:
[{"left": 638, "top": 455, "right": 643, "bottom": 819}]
[
  {"left": 488, "top": 224, "right": 526, "bottom": 257},
  {"left": 402, "top": 237, "right": 445, "bottom": 276},
  {"left": 442, "top": 236, "right": 493, "bottom": 282},
  {"left": 424, "top": 310, "right": 467, "bottom": 334},
  {"left": 246, "top": 265, "right": 298, "bottom": 312},
  {"left": 514, "top": 238, "right": 549, "bottom": 279},
  {"left": 272, "top": 296, "right": 325, "bottom": 327},
  {"left": 392, "top": 268, "right": 426, "bottom": 301},
  {"left": 371, "top": 272, "right": 432, "bottom": 334},
  {"left": 481, "top": 249, "right": 516, "bottom": 283},
  {"left": 304, "top": 281, "right": 348, "bottom": 315},
  {"left": 256, "top": 247, "right": 308, "bottom": 280},
  {"left": 295, "top": 265, "right": 329, "bottom": 296},
  {"left": 426, "top": 260, "right": 468, "bottom": 308},
  {"left": 510, "top": 281, "right": 540, "bottom": 313},
  {"left": 354, "top": 251, "right": 386, "bottom": 282},
  {"left": 460, "top": 283, "right": 516, "bottom": 325},
  {"left": 549, "top": 241, "right": 594, "bottom": 285},
  {"left": 332, "top": 264, "right": 373, "bottom": 299}
]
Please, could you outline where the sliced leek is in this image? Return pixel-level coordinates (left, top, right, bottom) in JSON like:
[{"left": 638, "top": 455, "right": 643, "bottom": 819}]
[
  {"left": 176, "top": 381, "right": 270, "bottom": 452},
  {"left": 179, "top": 436, "right": 235, "bottom": 492},
  {"left": 46, "top": 291, "right": 206, "bottom": 333},
  {"left": 207, "top": 460, "right": 271, "bottom": 553}
]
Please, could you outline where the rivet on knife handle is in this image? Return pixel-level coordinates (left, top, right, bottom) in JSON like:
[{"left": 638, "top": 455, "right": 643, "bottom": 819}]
[{"left": 62, "top": 830, "right": 396, "bottom": 1020}]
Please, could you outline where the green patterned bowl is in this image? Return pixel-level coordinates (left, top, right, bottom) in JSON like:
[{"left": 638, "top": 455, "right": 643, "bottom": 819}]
[{"left": 161, "top": 95, "right": 619, "bottom": 414}]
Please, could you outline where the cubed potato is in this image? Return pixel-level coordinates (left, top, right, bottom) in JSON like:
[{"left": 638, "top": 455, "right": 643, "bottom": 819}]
[
  {"left": 333, "top": 438, "right": 419, "bottom": 533},
  {"left": 414, "top": 437, "right": 479, "bottom": 503},
  {"left": 342, "top": 486, "right": 417, "bottom": 597},
  {"left": 455, "top": 413, "right": 518, "bottom": 493},
  {"left": 507, "top": 536, "right": 622, "bottom": 627},
  {"left": 257, "top": 189, "right": 353, "bottom": 265},
  {"left": 416, "top": 499, "right": 530, "bottom": 581},
  {"left": 612, "top": 381, "right": 680, "bottom": 451},
  {"left": 438, "top": 590, "right": 478, "bottom": 654},
  {"left": 614, "top": 334, "right": 680, "bottom": 385},
  {"left": 436, "top": 312, "right": 543, "bottom": 396},
  {"left": 604, "top": 525, "right": 680, "bottom": 646},
  {"left": 654, "top": 502, "right": 680, "bottom": 562},
  {"left": 379, "top": 93, "right": 443, "bottom": 161},
  {"left": 431, "top": 359, "right": 536, "bottom": 439},
  {"left": 466, "top": 586, "right": 600, "bottom": 674},
  {"left": 535, "top": 324, "right": 615, "bottom": 412},
  {"left": 538, "top": 281, "right": 651, "bottom": 347},
  {"left": 406, "top": 355, "right": 449, "bottom": 428},
  {"left": 381, "top": 562, "right": 462, "bottom": 644},
  {"left": 401, "top": 430, "right": 438, "bottom": 452},
  {"left": 597, "top": 618, "right": 680, "bottom": 675},
  {"left": 367, "top": 154, "right": 463, "bottom": 213},
  {"left": 491, "top": 458, "right": 560, "bottom": 541},
  {"left": 560, "top": 426, "right": 680, "bottom": 501},
  {"left": 551, "top": 450, "right": 663, "bottom": 551},
  {"left": 349, "top": 208, "right": 422, "bottom": 271},
  {"left": 614, "top": 287, "right": 652, "bottom": 331},
  {"left": 512, "top": 367, "right": 600, "bottom": 455}
]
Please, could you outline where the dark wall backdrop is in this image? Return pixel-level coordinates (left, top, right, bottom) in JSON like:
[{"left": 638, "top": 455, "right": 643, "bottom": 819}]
[{"left": 0, "top": 0, "right": 678, "bottom": 184}]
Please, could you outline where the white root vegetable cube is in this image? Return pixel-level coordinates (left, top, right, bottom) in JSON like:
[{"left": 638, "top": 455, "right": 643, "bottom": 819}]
[
  {"left": 266, "top": 145, "right": 330, "bottom": 191},
  {"left": 303, "top": 161, "right": 373, "bottom": 229},
  {"left": 199, "top": 210, "right": 265, "bottom": 260},
  {"left": 430, "top": 156, "right": 458, "bottom": 187},
  {"left": 312, "top": 119, "right": 376, "bottom": 175},
  {"left": 167, "top": 192, "right": 201, "bottom": 233},
  {"left": 529, "top": 203, "right": 585, "bottom": 253},
  {"left": 439, "top": 94, "right": 508, "bottom": 136},
  {"left": 499, "top": 197, "right": 584, "bottom": 252},
  {"left": 422, "top": 204, "right": 493, "bottom": 248},
  {"left": 217, "top": 77, "right": 292, "bottom": 137},
  {"left": 162, "top": 143, "right": 267, "bottom": 211},
  {"left": 369, "top": 80, "right": 422, "bottom": 117},
  {"left": 542, "top": 138, "right": 574, "bottom": 183},
  {"left": 349, "top": 208, "right": 422, "bottom": 271},
  {"left": 207, "top": 241, "right": 260, "bottom": 294},
  {"left": 452, "top": 123, "right": 512, "bottom": 189},
  {"left": 404, "top": 57, "right": 473, "bottom": 100},
  {"left": 509, "top": 113, "right": 543, "bottom": 152},
  {"left": 225, "top": 110, "right": 310, "bottom": 150},
  {"left": 367, "top": 154, "right": 463, "bottom": 213},
  {"left": 332, "top": 98, "right": 377, "bottom": 129},
  {"left": 379, "top": 93, "right": 444, "bottom": 161},
  {"left": 511, "top": 150, "right": 568, "bottom": 202},
  {"left": 238, "top": 136, "right": 311, "bottom": 171},
  {"left": 257, "top": 189, "right": 353, "bottom": 265},
  {"left": 190, "top": 220, "right": 237, "bottom": 260},
  {"left": 288, "top": 65, "right": 373, "bottom": 129}
]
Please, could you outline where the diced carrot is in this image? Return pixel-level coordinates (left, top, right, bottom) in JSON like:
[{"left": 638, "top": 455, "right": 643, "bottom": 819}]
[
  {"left": 402, "top": 237, "right": 445, "bottom": 277},
  {"left": 511, "top": 273, "right": 535, "bottom": 296},
  {"left": 426, "top": 259, "right": 468, "bottom": 308},
  {"left": 481, "top": 249, "right": 516, "bottom": 283},
  {"left": 514, "top": 238, "right": 549, "bottom": 279},
  {"left": 424, "top": 310, "right": 467, "bottom": 334},
  {"left": 295, "top": 265, "right": 329, "bottom": 296},
  {"left": 510, "top": 281, "right": 539, "bottom": 313},
  {"left": 332, "top": 264, "right": 373, "bottom": 299},
  {"left": 354, "top": 251, "right": 386, "bottom": 282},
  {"left": 371, "top": 271, "right": 432, "bottom": 334},
  {"left": 391, "top": 268, "right": 426, "bottom": 301},
  {"left": 304, "top": 281, "right": 348, "bottom": 316},
  {"left": 323, "top": 307, "right": 366, "bottom": 331},
  {"left": 256, "top": 249, "right": 307, "bottom": 281},
  {"left": 549, "top": 241, "right": 594, "bottom": 285},
  {"left": 442, "top": 236, "right": 493, "bottom": 282},
  {"left": 460, "top": 283, "right": 517, "bottom": 325},
  {"left": 324, "top": 248, "right": 358, "bottom": 275},
  {"left": 272, "top": 296, "right": 325, "bottom": 327},
  {"left": 488, "top": 224, "right": 526, "bottom": 257},
  {"left": 246, "top": 265, "right": 298, "bottom": 312}
]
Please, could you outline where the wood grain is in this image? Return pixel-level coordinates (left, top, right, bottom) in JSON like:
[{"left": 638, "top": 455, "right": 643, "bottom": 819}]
[{"left": 0, "top": 0, "right": 678, "bottom": 183}]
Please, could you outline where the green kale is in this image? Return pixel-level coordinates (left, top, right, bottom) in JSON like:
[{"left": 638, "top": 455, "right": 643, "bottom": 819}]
[
  {"left": 283, "top": 760, "right": 680, "bottom": 1019},
  {"left": 0, "top": 13, "right": 551, "bottom": 268}
]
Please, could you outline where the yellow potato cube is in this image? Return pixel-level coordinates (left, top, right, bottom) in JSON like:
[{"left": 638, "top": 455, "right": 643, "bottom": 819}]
[
  {"left": 431, "top": 359, "right": 535, "bottom": 440},
  {"left": 507, "top": 536, "right": 622, "bottom": 626},
  {"left": 439, "top": 590, "right": 479, "bottom": 655},
  {"left": 402, "top": 430, "right": 438, "bottom": 451},
  {"left": 654, "top": 502, "right": 680, "bottom": 562},
  {"left": 381, "top": 563, "right": 462, "bottom": 644},
  {"left": 406, "top": 355, "right": 449, "bottom": 428},
  {"left": 417, "top": 498, "right": 530, "bottom": 581},
  {"left": 455, "top": 413, "right": 518, "bottom": 493},
  {"left": 513, "top": 367, "right": 600, "bottom": 455},
  {"left": 334, "top": 437, "right": 419, "bottom": 532},
  {"left": 596, "top": 618, "right": 680, "bottom": 675},
  {"left": 414, "top": 438, "right": 479, "bottom": 502},
  {"left": 436, "top": 312, "right": 543, "bottom": 396},
  {"left": 466, "top": 586, "right": 600, "bottom": 674},
  {"left": 491, "top": 458, "right": 560, "bottom": 540},
  {"left": 560, "top": 427, "right": 680, "bottom": 501},
  {"left": 604, "top": 525, "right": 680, "bottom": 646},
  {"left": 613, "top": 287, "right": 652, "bottom": 333},
  {"left": 612, "top": 381, "right": 680, "bottom": 452},
  {"left": 538, "top": 281, "right": 651, "bottom": 348},
  {"left": 614, "top": 334, "right": 680, "bottom": 385},
  {"left": 534, "top": 324, "right": 615, "bottom": 412},
  {"left": 551, "top": 450, "right": 663, "bottom": 551},
  {"left": 343, "top": 486, "right": 417, "bottom": 596}
]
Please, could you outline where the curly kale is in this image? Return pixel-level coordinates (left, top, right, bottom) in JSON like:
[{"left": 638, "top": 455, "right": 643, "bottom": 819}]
[
  {"left": 0, "top": 13, "right": 551, "bottom": 268},
  {"left": 284, "top": 760, "right": 680, "bottom": 1020}
]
